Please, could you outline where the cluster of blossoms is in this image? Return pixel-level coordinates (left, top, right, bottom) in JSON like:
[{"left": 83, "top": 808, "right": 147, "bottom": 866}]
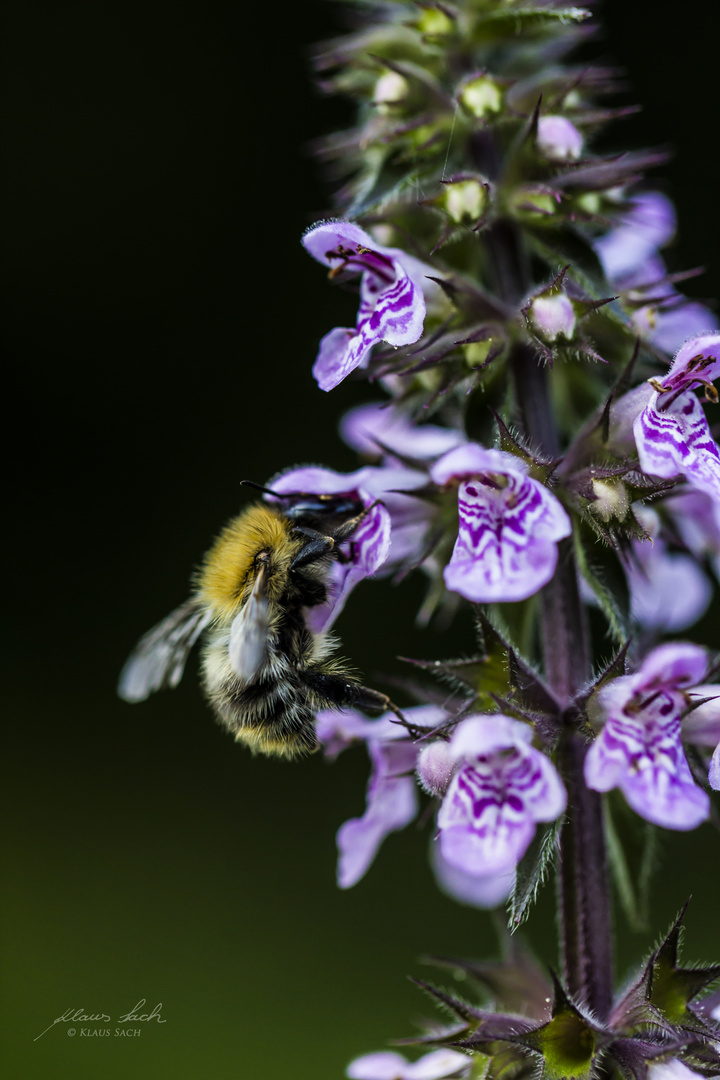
[{"left": 262, "top": 0, "right": 720, "bottom": 1076}]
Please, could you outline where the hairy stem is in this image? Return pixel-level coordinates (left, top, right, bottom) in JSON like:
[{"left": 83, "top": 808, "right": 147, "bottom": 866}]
[{"left": 505, "top": 271, "right": 613, "bottom": 1018}]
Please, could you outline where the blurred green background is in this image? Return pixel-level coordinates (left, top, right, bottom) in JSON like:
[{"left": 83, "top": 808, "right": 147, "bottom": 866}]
[{"left": 4, "top": 2, "right": 720, "bottom": 1077}]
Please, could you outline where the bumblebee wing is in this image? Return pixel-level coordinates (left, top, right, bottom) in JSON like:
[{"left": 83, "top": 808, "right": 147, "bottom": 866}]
[
  {"left": 118, "top": 599, "right": 212, "bottom": 702},
  {"left": 228, "top": 570, "right": 269, "bottom": 683}
]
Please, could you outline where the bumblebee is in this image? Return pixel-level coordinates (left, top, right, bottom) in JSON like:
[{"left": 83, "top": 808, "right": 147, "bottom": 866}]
[{"left": 118, "top": 487, "right": 403, "bottom": 757}]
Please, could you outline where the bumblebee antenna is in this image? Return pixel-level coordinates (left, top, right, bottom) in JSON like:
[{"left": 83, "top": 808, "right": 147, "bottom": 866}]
[{"left": 240, "top": 480, "right": 282, "bottom": 498}]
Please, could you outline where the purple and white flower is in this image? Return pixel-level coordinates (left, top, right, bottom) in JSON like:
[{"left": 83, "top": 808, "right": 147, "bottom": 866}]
[
  {"left": 302, "top": 220, "right": 429, "bottom": 391},
  {"left": 594, "top": 193, "right": 717, "bottom": 354},
  {"left": 436, "top": 715, "right": 567, "bottom": 890},
  {"left": 315, "top": 705, "right": 447, "bottom": 889},
  {"left": 269, "top": 465, "right": 392, "bottom": 632},
  {"left": 625, "top": 506, "right": 712, "bottom": 633},
  {"left": 633, "top": 334, "right": 720, "bottom": 508},
  {"left": 595, "top": 192, "right": 676, "bottom": 284},
  {"left": 585, "top": 643, "right": 712, "bottom": 829},
  {"left": 430, "top": 445, "right": 572, "bottom": 602},
  {"left": 347, "top": 1048, "right": 470, "bottom": 1080},
  {"left": 665, "top": 489, "right": 720, "bottom": 578},
  {"left": 316, "top": 706, "right": 537, "bottom": 906},
  {"left": 340, "top": 401, "right": 465, "bottom": 462}
]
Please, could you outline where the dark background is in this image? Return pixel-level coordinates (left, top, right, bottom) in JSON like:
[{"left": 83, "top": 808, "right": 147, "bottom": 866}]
[{"left": 3, "top": 2, "right": 720, "bottom": 1077}]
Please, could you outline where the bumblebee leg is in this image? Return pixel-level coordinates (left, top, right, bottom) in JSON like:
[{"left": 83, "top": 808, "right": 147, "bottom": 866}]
[
  {"left": 290, "top": 531, "right": 335, "bottom": 569},
  {"left": 332, "top": 500, "right": 384, "bottom": 543},
  {"left": 302, "top": 670, "right": 406, "bottom": 723}
]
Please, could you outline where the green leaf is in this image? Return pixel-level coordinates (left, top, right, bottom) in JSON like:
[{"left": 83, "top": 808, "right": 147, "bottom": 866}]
[
  {"left": 573, "top": 526, "right": 629, "bottom": 645},
  {"left": 508, "top": 817, "right": 563, "bottom": 929},
  {"left": 604, "top": 794, "right": 656, "bottom": 932}
]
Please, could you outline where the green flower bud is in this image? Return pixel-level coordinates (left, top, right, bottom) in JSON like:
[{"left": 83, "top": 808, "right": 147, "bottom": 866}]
[
  {"left": 439, "top": 177, "right": 488, "bottom": 223},
  {"left": 416, "top": 5, "right": 455, "bottom": 38},
  {"left": 589, "top": 478, "right": 630, "bottom": 522},
  {"left": 509, "top": 185, "right": 559, "bottom": 220},
  {"left": 459, "top": 74, "right": 502, "bottom": 119}
]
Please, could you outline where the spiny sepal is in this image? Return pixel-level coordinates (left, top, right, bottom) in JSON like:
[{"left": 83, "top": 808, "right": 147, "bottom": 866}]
[{"left": 611, "top": 906, "right": 720, "bottom": 1038}]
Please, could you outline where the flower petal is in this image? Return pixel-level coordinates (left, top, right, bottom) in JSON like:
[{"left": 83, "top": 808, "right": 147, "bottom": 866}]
[
  {"left": 627, "top": 541, "right": 712, "bottom": 632},
  {"left": 438, "top": 718, "right": 565, "bottom": 876},
  {"left": 432, "top": 843, "right": 516, "bottom": 909},
  {"left": 313, "top": 326, "right": 370, "bottom": 392},
  {"left": 683, "top": 686, "right": 720, "bottom": 747},
  {"left": 303, "top": 220, "right": 427, "bottom": 391},
  {"left": 634, "top": 389, "right": 720, "bottom": 504},
  {"left": 709, "top": 743, "right": 720, "bottom": 790},
  {"left": 337, "top": 741, "right": 419, "bottom": 888},
  {"left": 340, "top": 402, "right": 464, "bottom": 460},
  {"left": 595, "top": 192, "right": 675, "bottom": 282},
  {"left": 444, "top": 473, "right": 570, "bottom": 602},
  {"left": 663, "top": 332, "right": 720, "bottom": 392},
  {"left": 405, "top": 1050, "right": 470, "bottom": 1079},
  {"left": 347, "top": 1051, "right": 410, "bottom": 1080}
]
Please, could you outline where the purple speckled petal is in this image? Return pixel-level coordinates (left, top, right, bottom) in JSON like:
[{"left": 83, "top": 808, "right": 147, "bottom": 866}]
[
  {"left": 313, "top": 326, "right": 370, "bottom": 392},
  {"left": 662, "top": 332, "right": 720, "bottom": 392},
  {"left": 586, "top": 655, "right": 710, "bottom": 830},
  {"left": 448, "top": 473, "right": 571, "bottom": 602},
  {"left": 337, "top": 740, "right": 419, "bottom": 888},
  {"left": 303, "top": 220, "right": 427, "bottom": 391},
  {"left": 267, "top": 465, "right": 393, "bottom": 631},
  {"left": 430, "top": 444, "right": 525, "bottom": 485},
  {"left": 430, "top": 445, "right": 571, "bottom": 602},
  {"left": 620, "top": 752, "right": 709, "bottom": 830},
  {"left": 432, "top": 844, "right": 516, "bottom": 909},
  {"left": 634, "top": 389, "right": 720, "bottom": 504},
  {"left": 438, "top": 716, "right": 566, "bottom": 876},
  {"left": 584, "top": 712, "right": 709, "bottom": 829}
]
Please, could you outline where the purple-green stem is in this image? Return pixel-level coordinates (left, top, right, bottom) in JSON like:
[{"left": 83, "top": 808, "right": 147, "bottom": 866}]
[{"left": 488, "top": 214, "right": 614, "bottom": 1016}]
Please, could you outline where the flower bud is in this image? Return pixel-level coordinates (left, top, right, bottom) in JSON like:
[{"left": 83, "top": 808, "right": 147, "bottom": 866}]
[
  {"left": 373, "top": 71, "right": 409, "bottom": 111},
  {"left": 528, "top": 292, "right": 576, "bottom": 343},
  {"left": 441, "top": 177, "right": 487, "bottom": 224},
  {"left": 459, "top": 74, "right": 502, "bottom": 119},
  {"left": 536, "top": 115, "right": 583, "bottom": 162},
  {"left": 509, "top": 185, "right": 559, "bottom": 220},
  {"left": 416, "top": 6, "right": 455, "bottom": 38},
  {"left": 589, "top": 478, "right": 630, "bottom": 522},
  {"left": 417, "top": 741, "right": 456, "bottom": 796}
]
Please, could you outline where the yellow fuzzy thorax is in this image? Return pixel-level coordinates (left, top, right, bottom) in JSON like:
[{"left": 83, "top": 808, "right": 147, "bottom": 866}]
[{"left": 196, "top": 504, "right": 302, "bottom": 621}]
